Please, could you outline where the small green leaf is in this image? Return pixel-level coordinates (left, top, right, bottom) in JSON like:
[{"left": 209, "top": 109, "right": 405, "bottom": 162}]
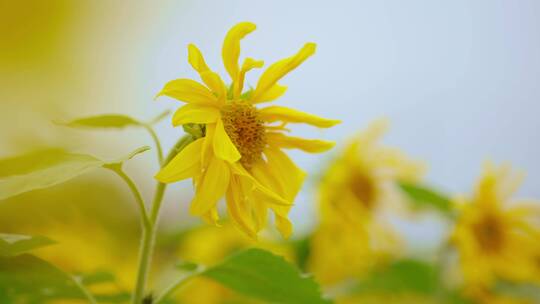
[
  {"left": 0, "top": 254, "right": 85, "bottom": 302},
  {"left": 175, "top": 261, "right": 199, "bottom": 272},
  {"left": 201, "top": 248, "right": 332, "bottom": 304},
  {"left": 0, "top": 147, "right": 149, "bottom": 201},
  {"left": 399, "top": 182, "right": 453, "bottom": 213},
  {"left": 0, "top": 233, "right": 55, "bottom": 257},
  {"left": 355, "top": 259, "right": 439, "bottom": 295},
  {"left": 105, "top": 145, "right": 151, "bottom": 166},
  {"left": 57, "top": 114, "right": 143, "bottom": 129},
  {"left": 149, "top": 110, "right": 172, "bottom": 125}
]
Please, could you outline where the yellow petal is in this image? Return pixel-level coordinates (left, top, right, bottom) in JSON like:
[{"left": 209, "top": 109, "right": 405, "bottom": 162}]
[
  {"left": 226, "top": 175, "right": 257, "bottom": 238},
  {"left": 156, "top": 79, "right": 217, "bottom": 105},
  {"left": 251, "top": 84, "right": 287, "bottom": 103},
  {"left": 260, "top": 106, "right": 341, "bottom": 128},
  {"left": 202, "top": 123, "right": 215, "bottom": 167},
  {"left": 267, "top": 132, "right": 335, "bottom": 153},
  {"left": 222, "top": 22, "right": 256, "bottom": 81},
  {"left": 190, "top": 157, "right": 230, "bottom": 215},
  {"left": 251, "top": 43, "right": 316, "bottom": 102},
  {"left": 233, "top": 57, "right": 264, "bottom": 98},
  {"left": 264, "top": 148, "right": 306, "bottom": 201},
  {"left": 188, "top": 43, "right": 211, "bottom": 72},
  {"left": 252, "top": 195, "right": 268, "bottom": 232},
  {"left": 200, "top": 71, "right": 227, "bottom": 101},
  {"left": 188, "top": 44, "right": 227, "bottom": 99},
  {"left": 172, "top": 104, "right": 220, "bottom": 126},
  {"left": 155, "top": 138, "right": 204, "bottom": 183},
  {"left": 275, "top": 214, "right": 293, "bottom": 238},
  {"left": 230, "top": 162, "right": 292, "bottom": 207},
  {"left": 213, "top": 118, "right": 241, "bottom": 162},
  {"left": 249, "top": 161, "right": 294, "bottom": 237},
  {"left": 202, "top": 207, "right": 220, "bottom": 225}
]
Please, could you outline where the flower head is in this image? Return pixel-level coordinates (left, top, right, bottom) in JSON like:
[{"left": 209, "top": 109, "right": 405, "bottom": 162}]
[
  {"left": 452, "top": 162, "right": 540, "bottom": 292},
  {"left": 309, "top": 120, "right": 424, "bottom": 285},
  {"left": 155, "top": 22, "right": 339, "bottom": 238}
]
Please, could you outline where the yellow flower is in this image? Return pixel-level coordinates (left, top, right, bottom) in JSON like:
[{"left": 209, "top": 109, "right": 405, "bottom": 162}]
[
  {"left": 452, "top": 162, "right": 540, "bottom": 291},
  {"left": 318, "top": 119, "right": 424, "bottom": 223},
  {"left": 309, "top": 119, "right": 424, "bottom": 286},
  {"left": 155, "top": 22, "right": 339, "bottom": 238}
]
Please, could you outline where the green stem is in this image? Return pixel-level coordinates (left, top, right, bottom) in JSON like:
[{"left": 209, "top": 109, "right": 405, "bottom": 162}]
[
  {"left": 112, "top": 168, "right": 151, "bottom": 231},
  {"left": 132, "top": 134, "right": 194, "bottom": 304},
  {"left": 144, "top": 124, "right": 164, "bottom": 166},
  {"left": 72, "top": 275, "right": 98, "bottom": 304}
]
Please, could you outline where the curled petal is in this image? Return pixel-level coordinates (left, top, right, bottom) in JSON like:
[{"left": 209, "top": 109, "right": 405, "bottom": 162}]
[
  {"left": 202, "top": 123, "right": 215, "bottom": 167},
  {"left": 234, "top": 57, "right": 264, "bottom": 98},
  {"left": 202, "top": 207, "right": 220, "bottom": 225},
  {"left": 226, "top": 175, "right": 257, "bottom": 238},
  {"left": 213, "top": 119, "right": 241, "bottom": 162},
  {"left": 222, "top": 22, "right": 256, "bottom": 81},
  {"left": 155, "top": 138, "right": 204, "bottom": 183},
  {"left": 252, "top": 84, "right": 287, "bottom": 103},
  {"left": 230, "top": 162, "right": 291, "bottom": 207},
  {"left": 264, "top": 148, "right": 306, "bottom": 201},
  {"left": 251, "top": 43, "right": 316, "bottom": 103},
  {"left": 188, "top": 44, "right": 227, "bottom": 99},
  {"left": 260, "top": 106, "right": 341, "bottom": 128},
  {"left": 267, "top": 132, "right": 335, "bottom": 153},
  {"left": 188, "top": 43, "right": 211, "bottom": 72},
  {"left": 172, "top": 104, "right": 220, "bottom": 126},
  {"left": 156, "top": 79, "right": 217, "bottom": 105},
  {"left": 200, "top": 71, "right": 227, "bottom": 101},
  {"left": 190, "top": 157, "right": 230, "bottom": 215},
  {"left": 275, "top": 214, "right": 293, "bottom": 238}
]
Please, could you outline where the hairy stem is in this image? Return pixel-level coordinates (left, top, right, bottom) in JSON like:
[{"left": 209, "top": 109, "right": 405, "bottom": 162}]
[{"left": 132, "top": 134, "right": 194, "bottom": 304}]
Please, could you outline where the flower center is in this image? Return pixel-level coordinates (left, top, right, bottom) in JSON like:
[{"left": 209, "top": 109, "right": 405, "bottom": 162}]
[
  {"left": 348, "top": 171, "right": 376, "bottom": 209},
  {"left": 221, "top": 101, "right": 266, "bottom": 168},
  {"left": 473, "top": 214, "right": 504, "bottom": 253}
]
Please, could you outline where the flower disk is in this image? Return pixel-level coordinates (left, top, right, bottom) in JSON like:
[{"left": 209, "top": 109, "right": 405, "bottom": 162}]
[{"left": 221, "top": 101, "right": 266, "bottom": 169}]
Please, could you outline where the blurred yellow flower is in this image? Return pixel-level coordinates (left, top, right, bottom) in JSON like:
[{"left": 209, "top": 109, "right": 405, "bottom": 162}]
[
  {"left": 452, "top": 163, "right": 540, "bottom": 294},
  {"left": 309, "top": 119, "right": 424, "bottom": 286},
  {"left": 155, "top": 22, "right": 339, "bottom": 239}
]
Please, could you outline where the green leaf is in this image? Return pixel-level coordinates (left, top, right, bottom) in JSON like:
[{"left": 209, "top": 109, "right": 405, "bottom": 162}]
[
  {"left": 0, "top": 233, "right": 55, "bottom": 257},
  {"left": 201, "top": 248, "right": 332, "bottom": 304},
  {"left": 79, "top": 271, "right": 116, "bottom": 286},
  {"left": 290, "top": 236, "right": 311, "bottom": 271},
  {"left": 57, "top": 110, "right": 172, "bottom": 129},
  {"left": 0, "top": 254, "right": 85, "bottom": 302},
  {"left": 399, "top": 182, "right": 453, "bottom": 213},
  {"left": 57, "top": 114, "right": 143, "bottom": 129},
  {"left": 355, "top": 259, "right": 439, "bottom": 295},
  {"left": 0, "top": 146, "right": 149, "bottom": 201}
]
